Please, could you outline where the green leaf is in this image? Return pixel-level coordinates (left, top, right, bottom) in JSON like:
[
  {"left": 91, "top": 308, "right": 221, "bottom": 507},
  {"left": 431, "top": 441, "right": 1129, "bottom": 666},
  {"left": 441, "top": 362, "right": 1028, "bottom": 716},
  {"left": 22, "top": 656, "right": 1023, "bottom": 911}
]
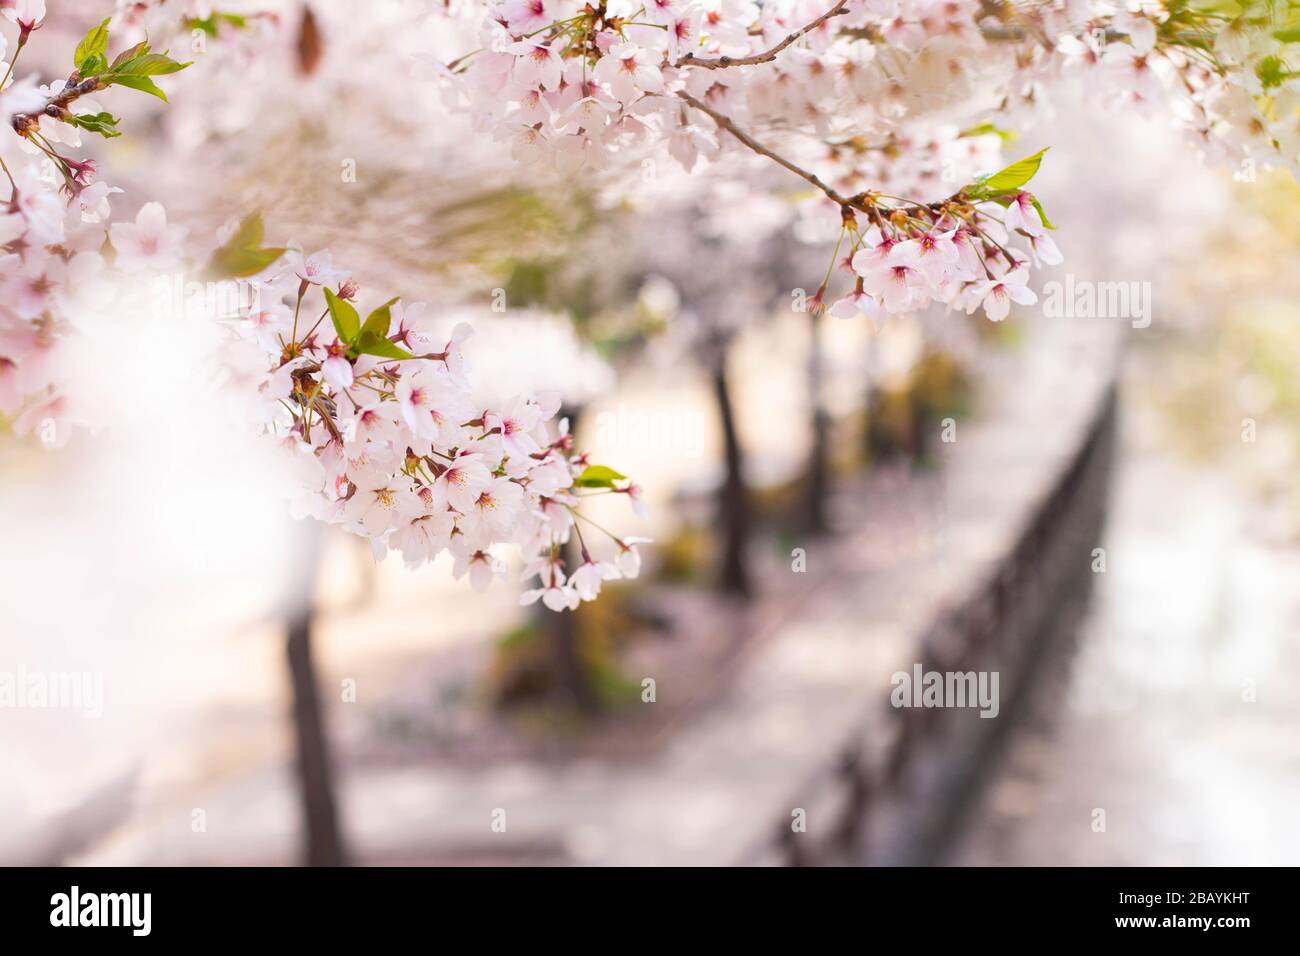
[
  {"left": 187, "top": 12, "right": 250, "bottom": 36},
  {"left": 352, "top": 332, "right": 414, "bottom": 360},
  {"left": 347, "top": 298, "right": 407, "bottom": 358},
  {"left": 203, "top": 211, "right": 286, "bottom": 279},
  {"left": 102, "top": 44, "right": 191, "bottom": 100},
  {"left": 112, "top": 52, "right": 192, "bottom": 77},
  {"left": 110, "top": 41, "right": 149, "bottom": 70},
  {"left": 966, "top": 148, "right": 1049, "bottom": 199},
  {"left": 66, "top": 110, "right": 122, "bottom": 139},
  {"left": 74, "top": 19, "right": 112, "bottom": 74},
  {"left": 324, "top": 287, "right": 361, "bottom": 344},
  {"left": 574, "top": 465, "right": 628, "bottom": 488},
  {"left": 1028, "top": 196, "right": 1056, "bottom": 230},
  {"left": 958, "top": 121, "right": 1017, "bottom": 144},
  {"left": 207, "top": 246, "right": 285, "bottom": 279},
  {"left": 104, "top": 73, "right": 170, "bottom": 101},
  {"left": 358, "top": 297, "right": 400, "bottom": 341},
  {"left": 78, "top": 53, "right": 109, "bottom": 78},
  {"left": 231, "top": 211, "right": 266, "bottom": 247},
  {"left": 1255, "top": 54, "right": 1287, "bottom": 90}
]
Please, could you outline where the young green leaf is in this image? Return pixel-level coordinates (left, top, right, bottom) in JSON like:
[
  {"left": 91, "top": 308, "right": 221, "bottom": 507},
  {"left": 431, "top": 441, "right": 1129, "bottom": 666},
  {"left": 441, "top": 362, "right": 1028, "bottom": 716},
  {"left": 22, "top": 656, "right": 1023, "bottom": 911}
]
[
  {"left": 230, "top": 211, "right": 267, "bottom": 248},
  {"left": 352, "top": 332, "right": 414, "bottom": 361},
  {"left": 103, "top": 74, "right": 171, "bottom": 101},
  {"left": 112, "top": 52, "right": 192, "bottom": 77},
  {"left": 1254, "top": 54, "right": 1287, "bottom": 90},
  {"left": 958, "top": 121, "right": 1017, "bottom": 143},
  {"left": 574, "top": 465, "right": 628, "bottom": 488},
  {"left": 66, "top": 111, "right": 122, "bottom": 139},
  {"left": 110, "top": 41, "right": 149, "bottom": 71},
  {"left": 358, "top": 297, "right": 400, "bottom": 342},
  {"left": 77, "top": 53, "right": 110, "bottom": 78},
  {"left": 74, "top": 19, "right": 112, "bottom": 74},
  {"left": 187, "top": 12, "right": 250, "bottom": 37},
  {"left": 1028, "top": 196, "right": 1056, "bottom": 230},
  {"left": 215, "top": 246, "right": 284, "bottom": 277},
  {"left": 202, "top": 212, "right": 287, "bottom": 279},
  {"left": 966, "top": 148, "right": 1049, "bottom": 199},
  {"left": 324, "top": 287, "right": 361, "bottom": 344}
]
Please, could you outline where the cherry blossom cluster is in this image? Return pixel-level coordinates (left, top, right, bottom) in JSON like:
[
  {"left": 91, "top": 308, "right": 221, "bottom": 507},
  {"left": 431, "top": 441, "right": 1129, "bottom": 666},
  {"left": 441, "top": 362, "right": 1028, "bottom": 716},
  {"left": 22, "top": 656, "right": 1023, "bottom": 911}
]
[
  {"left": 211, "top": 228, "right": 644, "bottom": 610},
  {"left": 440, "top": 0, "right": 1010, "bottom": 174},
  {"left": 2, "top": 7, "right": 641, "bottom": 612},
  {"left": 826, "top": 186, "right": 1058, "bottom": 324},
  {"left": 433, "top": 1, "right": 1063, "bottom": 325},
  {"left": 1, "top": 3, "right": 189, "bottom": 448},
  {"left": 1004, "top": 2, "right": 1300, "bottom": 177},
  {"left": 429, "top": 0, "right": 1300, "bottom": 331}
]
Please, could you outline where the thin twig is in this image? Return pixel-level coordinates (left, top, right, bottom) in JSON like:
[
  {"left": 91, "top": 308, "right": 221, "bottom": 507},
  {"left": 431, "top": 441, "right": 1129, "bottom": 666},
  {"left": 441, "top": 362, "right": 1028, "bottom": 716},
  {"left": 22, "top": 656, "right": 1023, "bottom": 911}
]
[
  {"left": 11, "top": 75, "right": 103, "bottom": 136},
  {"left": 673, "top": 0, "right": 851, "bottom": 70},
  {"left": 674, "top": 90, "right": 850, "bottom": 206}
]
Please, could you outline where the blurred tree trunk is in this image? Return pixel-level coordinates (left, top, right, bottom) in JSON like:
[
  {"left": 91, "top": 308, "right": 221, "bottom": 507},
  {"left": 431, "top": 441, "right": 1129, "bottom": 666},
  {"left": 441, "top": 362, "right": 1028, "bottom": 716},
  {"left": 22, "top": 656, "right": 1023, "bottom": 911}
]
[
  {"left": 804, "top": 306, "right": 831, "bottom": 535},
  {"left": 711, "top": 353, "right": 752, "bottom": 597},
  {"left": 862, "top": 331, "right": 876, "bottom": 461},
  {"left": 284, "top": 519, "right": 348, "bottom": 866},
  {"left": 549, "top": 404, "right": 599, "bottom": 714}
]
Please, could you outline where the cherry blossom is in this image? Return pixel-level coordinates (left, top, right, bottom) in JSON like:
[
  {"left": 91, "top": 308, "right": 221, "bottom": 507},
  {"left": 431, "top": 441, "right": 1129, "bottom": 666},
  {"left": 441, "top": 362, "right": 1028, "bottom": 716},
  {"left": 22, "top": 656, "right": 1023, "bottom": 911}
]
[
  {"left": 570, "top": 558, "right": 620, "bottom": 601},
  {"left": 1001, "top": 193, "right": 1046, "bottom": 239},
  {"left": 109, "top": 202, "right": 188, "bottom": 273},
  {"left": 1, "top": 14, "right": 189, "bottom": 451},
  {"left": 968, "top": 266, "right": 1038, "bottom": 323},
  {"left": 422, "top": 0, "right": 1300, "bottom": 331},
  {"left": 186, "top": 220, "right": 647, "bottom": 610},
  {"left": 289, "top": 248, "right": 350, "bottom": 287},
  {"left": 2, "top": 0, "right": 44, "bottom": 37},
  {"left": 8, "top": 0, "right": 1300, "bottom": 622}
]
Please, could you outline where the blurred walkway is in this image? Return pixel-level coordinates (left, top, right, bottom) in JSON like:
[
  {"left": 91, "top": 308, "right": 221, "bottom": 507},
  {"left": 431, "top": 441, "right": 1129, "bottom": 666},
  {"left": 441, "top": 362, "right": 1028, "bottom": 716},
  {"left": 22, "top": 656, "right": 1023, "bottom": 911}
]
[
  {"left": 72, "top": 319, "right": 1120, "bottom": 866},
  {"left": 951, "top": 362, "right": 1300, "bottom": 866}
]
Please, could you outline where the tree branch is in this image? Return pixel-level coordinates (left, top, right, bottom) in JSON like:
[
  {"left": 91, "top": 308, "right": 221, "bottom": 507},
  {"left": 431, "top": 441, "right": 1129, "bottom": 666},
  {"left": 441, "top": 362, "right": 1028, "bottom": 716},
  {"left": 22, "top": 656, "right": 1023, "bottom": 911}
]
[
  {"left": 11, "top": 75, "right": 102, "bottom": 136},
  {"left": 675, "top": 90, "right": 850, "bottom": 206},
  {"left": 674, "top": 0, "right": 851, "bottom": 70}
]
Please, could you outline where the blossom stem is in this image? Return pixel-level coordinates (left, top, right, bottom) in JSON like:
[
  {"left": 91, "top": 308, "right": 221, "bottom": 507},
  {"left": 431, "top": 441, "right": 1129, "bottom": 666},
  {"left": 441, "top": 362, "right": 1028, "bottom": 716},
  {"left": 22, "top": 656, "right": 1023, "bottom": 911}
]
[
  {"left": 820, "top": 228, "right": 846, "bottom": 290},
  {"left": 565, "top": 505, "right": 624, "bottom": 545},
  {"left": 300, "top": 378, "right": 323, "bottom": 441},
  {"left": 448, "top": 15, "right": 589, "bottom": 73},
  {"left": 570, "top": 518, "right": 592, "bottom": 564},
  {"left": 0, "top": 35, "right": 26, "bottom": 90},
  {"left": 291, "top": 281, "right": 307, "bottom": 343},
  {"left": 300, "top": 308, "right": 329, "bottom": 344},
  {"left": 968, "top": 216, "right": 1020, "bottom": 265},
  {"left": 0, "top": 155, "right": 16, "bottom": 197}
]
